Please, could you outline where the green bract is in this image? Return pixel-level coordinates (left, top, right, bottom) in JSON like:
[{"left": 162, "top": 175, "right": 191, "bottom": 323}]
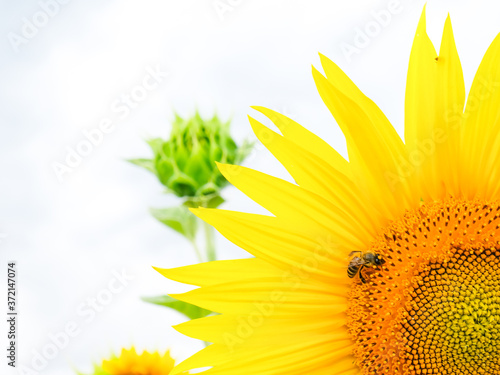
[{"left": 130, "top": 113, "right": 251, "bottom": 205}]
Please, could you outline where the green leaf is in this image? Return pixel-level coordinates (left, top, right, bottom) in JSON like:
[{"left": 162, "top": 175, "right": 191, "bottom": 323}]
[
  {"left": 205, "top": 195, "right": 225, "bottom": 208},
  {"left": 150, "top": 206, "right": 197, "bottom": 240},
  {"left": 142, "top": 295, "right": 212, "bottom": 320},
  {"left": 147, "top": 138, "right": 164, "bottom": 154},
  {"left": 168, "top": 173, "right": 197, "bottom": 197},
  {"left": 183, "top": 194, "right": 225, "bottom": 209},
  {"left": 127, "top": 158, "right": 156, "bottom": 175},
  {"left": 155, "top": 158, "right": 175, "bottom": 186}
]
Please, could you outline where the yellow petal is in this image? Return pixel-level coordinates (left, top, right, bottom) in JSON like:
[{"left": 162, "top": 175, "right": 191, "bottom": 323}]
[
  {"left": 460, "top": 33, "right": 500, "bottom": 199},
  {"left": 172, "top": 339, "right": 356, "bottom": 375},
  {"left": 170, "top": 278, "right": 347, "bottom": 315},
  {"left": 405, "top": 6, "right": 438, "bottom": 152},
  {"left": 174, "top": 314, "right": 348, "bottom": 346},
  {"left": 405, "top": 8, "right": 465, "bottom": 199},
  {"left": 190, "top": 208, "right": 354, "bottom": 283},
  {"left": 313, "top": 62, "right": 416, "bottom": 220},
  {"left": 248, "top": 115, "right": 383, "bottom": 236},
  {"left": 170, "top": 344, "right": 226, "bottom": 375},
  {"left": 436, "top": 14, "right": 465, "bottom": 196},
  {"left": 216, "top": 163, "right": 367, "bottom": 249},
  {"left": 154, "top": 258, "right": 282, "bottom": 287},
  {"left": 251, "top": 105, "right": 352, "bottom": 179}
]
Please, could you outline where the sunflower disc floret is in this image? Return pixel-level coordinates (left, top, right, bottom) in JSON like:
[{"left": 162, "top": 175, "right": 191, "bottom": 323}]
[{"left": 348, "top": 199, "right": 500, "bottom": 374}]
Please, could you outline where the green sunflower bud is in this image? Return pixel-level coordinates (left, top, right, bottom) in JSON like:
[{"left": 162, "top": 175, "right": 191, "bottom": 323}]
[{"left": 130, "top": 112, "right": 252, "bottom": 203}]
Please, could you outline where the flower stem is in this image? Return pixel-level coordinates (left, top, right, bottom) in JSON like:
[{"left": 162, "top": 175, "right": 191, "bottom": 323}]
[
  {"left": 204, "top": 221, "right": 216, "bottom": 262},
  {"left": 189, "top": 238, "right": 204, "bottom": 263}
]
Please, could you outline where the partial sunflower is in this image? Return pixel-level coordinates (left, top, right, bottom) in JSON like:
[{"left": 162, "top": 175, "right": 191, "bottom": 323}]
[
  {"left": 96, "top": 347, "right": 174, "bottom": 375},
  {"left": 155, "top": 8, "right": 500, "bottom": 375}
]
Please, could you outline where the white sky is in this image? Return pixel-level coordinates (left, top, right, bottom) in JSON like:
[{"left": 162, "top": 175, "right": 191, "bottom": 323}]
[{"left": 1, "top": 0, "right": 499, "bottom": 374}]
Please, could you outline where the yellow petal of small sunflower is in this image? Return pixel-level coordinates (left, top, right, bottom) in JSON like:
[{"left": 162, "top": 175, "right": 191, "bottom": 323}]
[
  {"left": 156, "top": 7, "right": 500, "bottom": 375},
  {"left": 101, "top": 347, "right": 175, "bottom": 375}
]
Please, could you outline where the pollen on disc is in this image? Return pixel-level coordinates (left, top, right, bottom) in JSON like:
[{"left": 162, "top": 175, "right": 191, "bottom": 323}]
[{"left": 347, "top": 199, "right": 500, "bottom": 375}]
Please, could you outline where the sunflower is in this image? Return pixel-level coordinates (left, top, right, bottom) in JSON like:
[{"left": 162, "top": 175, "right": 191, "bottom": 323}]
[
  {"left": 99, "top": 347, "right": 174, "bottom": 375},
  {"left": 155, "top": 8, "right": 500, "bottom": 375}
]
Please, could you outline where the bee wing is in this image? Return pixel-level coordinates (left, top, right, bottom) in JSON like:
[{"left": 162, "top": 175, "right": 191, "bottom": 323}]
[{"left": 349, "top": 257, "right": 364, "bottom": 266}]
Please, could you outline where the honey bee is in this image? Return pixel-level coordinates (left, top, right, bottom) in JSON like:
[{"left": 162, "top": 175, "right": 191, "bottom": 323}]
[{"left": 347, "top": 251, "right": 384, "bottom": 283}]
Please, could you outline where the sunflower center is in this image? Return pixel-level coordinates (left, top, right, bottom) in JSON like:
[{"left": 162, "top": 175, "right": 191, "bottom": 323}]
[{"left": 347, "top": 199, "right": 500, "bottom": 375}]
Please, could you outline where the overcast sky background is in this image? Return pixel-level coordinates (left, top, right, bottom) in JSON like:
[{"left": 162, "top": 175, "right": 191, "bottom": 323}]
[{"left": 1, "top": 0, "right": 499, "bottom": 374}]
